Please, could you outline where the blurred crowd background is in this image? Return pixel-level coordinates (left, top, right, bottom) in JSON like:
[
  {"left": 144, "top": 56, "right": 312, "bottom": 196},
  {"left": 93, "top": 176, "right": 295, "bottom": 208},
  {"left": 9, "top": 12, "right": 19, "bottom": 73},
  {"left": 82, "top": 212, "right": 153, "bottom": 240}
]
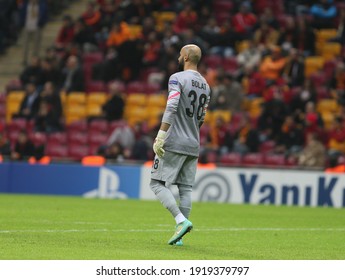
[{"left": 0, "top": 0, "right": 345, "bottom": 171}]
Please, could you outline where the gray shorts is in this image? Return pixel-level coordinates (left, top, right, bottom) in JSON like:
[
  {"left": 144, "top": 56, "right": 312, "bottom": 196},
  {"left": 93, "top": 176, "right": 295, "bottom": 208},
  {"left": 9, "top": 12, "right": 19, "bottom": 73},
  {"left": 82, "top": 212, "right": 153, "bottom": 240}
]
[{"left": 150, "top": 150, "right": 198, "bottom": 185}]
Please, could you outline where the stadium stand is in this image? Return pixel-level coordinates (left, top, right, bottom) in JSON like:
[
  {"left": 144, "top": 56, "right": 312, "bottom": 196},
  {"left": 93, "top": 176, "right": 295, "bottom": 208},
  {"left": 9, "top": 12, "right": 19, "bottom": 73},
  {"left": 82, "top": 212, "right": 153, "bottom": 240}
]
[{"left": 1, "top": 0, "right": 345, "bottom": 169}]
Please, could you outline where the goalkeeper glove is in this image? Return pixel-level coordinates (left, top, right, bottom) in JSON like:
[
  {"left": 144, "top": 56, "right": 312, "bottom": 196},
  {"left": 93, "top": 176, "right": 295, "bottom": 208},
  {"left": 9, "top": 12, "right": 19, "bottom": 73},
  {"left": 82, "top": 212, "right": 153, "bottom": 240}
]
[{"left": 153, "top": 130, "right": 166, "bottom": 158}]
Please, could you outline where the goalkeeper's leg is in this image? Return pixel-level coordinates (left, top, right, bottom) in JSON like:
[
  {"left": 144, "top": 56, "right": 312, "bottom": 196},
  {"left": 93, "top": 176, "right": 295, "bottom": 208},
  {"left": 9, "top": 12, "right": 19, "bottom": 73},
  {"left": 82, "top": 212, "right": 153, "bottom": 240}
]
[
  {"left": 178, "top": 184, "right": 192, "bottom": 219},
  {"left": 150, "top": 179, "right": 186, "bottom": 223}
]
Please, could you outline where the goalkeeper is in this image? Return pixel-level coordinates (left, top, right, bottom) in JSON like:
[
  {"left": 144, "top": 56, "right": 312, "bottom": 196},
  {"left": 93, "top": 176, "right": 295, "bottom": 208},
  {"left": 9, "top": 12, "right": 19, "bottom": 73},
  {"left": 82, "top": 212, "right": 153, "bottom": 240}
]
[{"left": 150, "top": 44, "right": 211, "bottom": 245}]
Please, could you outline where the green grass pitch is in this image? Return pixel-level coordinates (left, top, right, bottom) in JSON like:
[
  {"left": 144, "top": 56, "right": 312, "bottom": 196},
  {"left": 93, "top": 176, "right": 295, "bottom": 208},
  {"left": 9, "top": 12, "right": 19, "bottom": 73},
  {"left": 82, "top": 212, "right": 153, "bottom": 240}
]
[{"left": 0, "top": 194, "right": 344, "bottom": 260}]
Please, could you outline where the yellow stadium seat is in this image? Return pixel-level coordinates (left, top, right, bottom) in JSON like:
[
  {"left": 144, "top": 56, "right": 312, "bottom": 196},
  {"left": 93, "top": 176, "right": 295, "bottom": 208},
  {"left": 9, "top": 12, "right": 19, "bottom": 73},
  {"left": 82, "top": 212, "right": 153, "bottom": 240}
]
[
  {"left": 87, "top": 92, "right": 107, "bottom": 105},
  {"left": 203, "top": 111, "right": 213, "bottom": 124},
  {"left": 7, "top": 91, "right": 25, "bottom": 103},
  {"left": 127, "top": 107, "right": 149, "bottom": 126},
  {"left": 316, "top": 29, "right": 338, "bottom": 43},
  {"left": 66, "top": 115, "right": 84, "bottom": 124},
  {"left": 5, "top": 103, "right": 21, "bottom": 122},
  {"left": 147, "top": 107, "right": 164, "bottom": 127},
  {"left": 317, "top": 99, "right": 339, "bottom": 113},
  {"left": 65, "top": 105, "right": 86, "bottom": 119},
  {"left": 86, "top": 104, "right": 102, "bottom": 116},
  {"left": 128, "top": 25, "right": 143, "bottom": 38},
  {"left": 236, "top": 40, "right": 250, "bottom": 53},
  {"left": 126, "top": 93, "right": 147, "bottom": 106},
  {"left": 147, "top": 94, "right": 167, "bottom": 108},
  {"left": 211, "top": 110, "right": 231, "bottom": 125},
  {"left": 67, "top": 92, "right": 86, "bottom": 105},
  {"left": 321, "top": 43, "right": 342, "bottom": 60},
  {"left": 321, "top": 111, "right": 335, "bottom": 129},
  {"left": 305, "top": 56, "right": 325, "bottom": 77}
]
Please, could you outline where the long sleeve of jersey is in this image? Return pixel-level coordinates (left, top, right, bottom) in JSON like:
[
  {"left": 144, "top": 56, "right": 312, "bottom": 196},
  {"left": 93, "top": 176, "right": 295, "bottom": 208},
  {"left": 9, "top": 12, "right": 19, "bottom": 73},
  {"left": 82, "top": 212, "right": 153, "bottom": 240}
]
[{"left": 162, "top": 74, "right": 181, "bottom": 125}]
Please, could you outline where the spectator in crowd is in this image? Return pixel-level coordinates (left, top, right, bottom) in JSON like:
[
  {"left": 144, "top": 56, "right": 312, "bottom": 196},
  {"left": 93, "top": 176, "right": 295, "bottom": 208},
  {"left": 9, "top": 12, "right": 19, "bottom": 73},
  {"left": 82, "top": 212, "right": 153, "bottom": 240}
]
[
  {"left": 290, "top": 81, "right": 318, "bottom": 125},
  {"left": 55, "top": 14, "right": 75, "bottom": 50},
  {"left": 34, "top": 81, "right": 62, "bottom": 132},
  {"left": 232, "top": 2, "right": 257, "bottom": 40},
  {"left": 173, "top": 3, "right": 198, "bottom": 33},
  {"left": 329, "top": 7, "right": 345, "bottom": 45},
  {"left": 101, "top": 82, "right": 125, "bottom": 121},
  {"left": 259, "top": 7, "right": 279, "bottom": 28},
  {"left": 293, "top": 17, "right": 316, "bottom": 56},
  {"left": 41, "top": 58, "right": 62, "bottom": 86},
  {"left": 142, "top": 31, "right": 161, "bottom": 67},
  {"left": 240, "top": 65, "right": 266, "bottom": 98},
  {"left": 283, "top": 48, "right": 305, "bottom": 87},
  {"left": 61, "top": 55, "right": 84, "bottom": 93},
  {"left": 124, "top": 0, "right": 152, "bottom": 24},
  {"left": 327, "top": 117, "right": 345, "bottom": 156},
  {"left": 298, "top": 133, "right": 326, "bottom": 168},
  {"left": 259, "top": 46, "right": 287, "bottom": 82},
  {"left": 34, "top": 100, "right": 61, "bottom": 133},
  {"left": 105, "top": 142, "right": 124, "bottom": 161},
  {"left": 310, "top": 0, "right": 337, "bottom": 29},
  {"left": 106, "top": 21, "right": 131, "bottom": 48},
  {"left": 278, "top": 16, "right": 296, "bottom": 52},
  {"left": 92, "top": 46, "right": 120, "bottom": 82},
  {"left": 253, "top": 21, "right": 279, "bottom": 48},
  {"left": 107, "top": 122, "right": 135, "bottom": 151},
  {"left": 206, "top": 116, "right": 233, "bottom": 155},
  {"left": 233, "top": 116, "right": 260, "bottom": 154},
  {"left": 16, "top": 82, "right": 41, "bottom": 120},
  {"left": 11, "top": 130, "right": 36, "bottom": 161},
  {"left": 20, "top": 0, "right": 48, "bottom": 65},
  {"left": 275, "top": 115, "right": 304, "bottom": 155},
  {"left": 236, "top": 40, "right": 263, "bottom": 72},
  {"left": 210, "top": 73, "right": 244, "bottom": 112},
  {"left": 81, "top": 1, "right": 101, "bottom": 31},
  {"left": 0, "top": 132, "right": 11, "bottom": 157},
  {"left": 20, "top": 56, "right": 43, "bottom": 86},
  {"left": 73, "top": 18, "right": 97, "bottom": 51},
  {"left": 258, "top": 87, "right": 289, "bottom": 140}
]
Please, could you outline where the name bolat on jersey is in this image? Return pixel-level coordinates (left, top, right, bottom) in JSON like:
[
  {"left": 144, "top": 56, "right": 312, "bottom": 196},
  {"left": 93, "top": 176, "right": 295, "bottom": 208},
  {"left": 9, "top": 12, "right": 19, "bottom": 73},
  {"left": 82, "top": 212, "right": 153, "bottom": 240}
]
[{"left": 191, "top": 79, "right": 206, "bottom": 90}]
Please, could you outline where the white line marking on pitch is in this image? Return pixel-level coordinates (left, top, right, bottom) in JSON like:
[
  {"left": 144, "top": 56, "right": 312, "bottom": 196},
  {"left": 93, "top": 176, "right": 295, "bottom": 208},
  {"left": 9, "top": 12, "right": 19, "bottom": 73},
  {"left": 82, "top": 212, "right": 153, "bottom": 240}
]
[{"left": 0, "top": 228, "right": 345, "bottom": 234}]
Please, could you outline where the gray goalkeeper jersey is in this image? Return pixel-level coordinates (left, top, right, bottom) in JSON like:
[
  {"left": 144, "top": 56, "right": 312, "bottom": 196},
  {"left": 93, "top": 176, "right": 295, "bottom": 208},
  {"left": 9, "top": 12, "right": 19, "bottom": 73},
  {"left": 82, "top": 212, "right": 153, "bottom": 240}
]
[{"left": 161, "top": 69, "right": 211, "bottom": 157}]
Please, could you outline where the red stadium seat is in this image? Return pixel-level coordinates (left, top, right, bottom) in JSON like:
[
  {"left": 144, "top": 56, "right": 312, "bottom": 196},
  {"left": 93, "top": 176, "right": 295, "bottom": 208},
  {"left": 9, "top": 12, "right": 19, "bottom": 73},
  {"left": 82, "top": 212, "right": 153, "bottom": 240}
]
[
  {"left": 88, "top": 132, "right": 108, "bottom": 146},
  {"left": 263, "top": 154, "right": 286, "bottom": 166},
  {"left": 259, "top": 140, "right": 276, "bottom": 154},
  {"left": 0, "top": 93, "right": 6, "bottom": 104},
  {"left": 8, "top": 118, "right": 27, "bottom": 132},
  {"left": 222, "top": 57, "right": 238, "bottom": 72},
  {"left": 29, "top": 132, "right": 47, "bottom": 146},
  {"left": 89, "top": 119, "right": 109, "bottom": 133},
  {"left": 316, "top": 87, "right": 330, "bottom": 100},
  {"left": 242, "top": 153, "right": 264, "bottom": 166},
  {"left": 67, "top": 131, "right": 88, "bottom": 145},
  {"left": 66, "top": 120, "right": 88, "bottom": 133},
  {"left": 82, "top": 52, "right": 103, "bottom": 66},
  {"left": 126, "top": 81, "right": 148, "bottom": 94},
  {"left": 145, "top": 83, "right": 161, "bottom": 94},
  {"left": 108, "top": 120, "right": 127, "bottom": 134},
  {"left": 45, "top": 143, "right": 68, "bottom": 158},
  {"left": 68, "top": 144, "right": 89, "bottom": 160},
  {"left": 310, "top": 72, "right": 327, "bottom": 87},
  {"left": 0, "top": 104, "right": 5, "bottom": 118},
  {"left": 213, "top": 0, "right": 233, "bottom": 13},
  {"left": 219, "top": 153, "right": 242, "bottom": 166},
  {"left": 86, "top": 81, "right": 106, "bottom": 93},
  {"left": 89, "top": 144, "right": 101, "bottom": 155},
  {"left": 203, "top": 55, "right": 222, "bottom": 69},
  {"left": 47, "top": 132, "right": 67, "bottom": 145}
]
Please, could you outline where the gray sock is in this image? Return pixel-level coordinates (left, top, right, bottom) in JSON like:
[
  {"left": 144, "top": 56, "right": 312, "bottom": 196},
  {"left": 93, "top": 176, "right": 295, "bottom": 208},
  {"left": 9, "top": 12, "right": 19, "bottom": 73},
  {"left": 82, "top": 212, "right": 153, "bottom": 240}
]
[
  {"left": 178, "top": 184, "right": 192, "bottom": 219},
  {"left": 150, "top": 179, "right": 181, "bottom": 218}
]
